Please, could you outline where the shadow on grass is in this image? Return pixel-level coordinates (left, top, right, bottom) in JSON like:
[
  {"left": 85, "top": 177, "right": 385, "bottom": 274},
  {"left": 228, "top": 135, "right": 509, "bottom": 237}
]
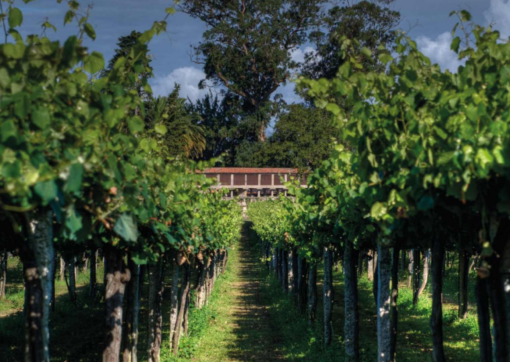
[
  {"left": 220, "top": 221, "right": 285, "bottom": 361},
  {"left": 240, "top": 223, "right": 480, "bottom": 362},
  {"left": 0, "top": 282, "right": 105, "bottom": 362},
  {"left": 222, "top": 221, "right": 338, "bottom": 361}
]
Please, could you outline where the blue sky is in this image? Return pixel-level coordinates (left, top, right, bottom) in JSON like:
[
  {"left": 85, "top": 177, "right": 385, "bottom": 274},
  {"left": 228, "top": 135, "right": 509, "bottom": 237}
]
[{"left": 13, "top": 0, "right": 510, "bottom": 104}]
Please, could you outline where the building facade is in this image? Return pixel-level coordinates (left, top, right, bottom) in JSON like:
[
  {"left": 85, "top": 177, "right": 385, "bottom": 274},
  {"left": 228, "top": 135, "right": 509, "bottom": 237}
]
[{"left": 201, "top": 167, "right": 307, "bottom": 199}]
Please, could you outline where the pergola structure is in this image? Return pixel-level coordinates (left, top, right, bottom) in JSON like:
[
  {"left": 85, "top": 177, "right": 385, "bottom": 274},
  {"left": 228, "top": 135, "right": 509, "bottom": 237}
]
[{"left": 201, "top": 167, "right": 307, "bottom": 199}]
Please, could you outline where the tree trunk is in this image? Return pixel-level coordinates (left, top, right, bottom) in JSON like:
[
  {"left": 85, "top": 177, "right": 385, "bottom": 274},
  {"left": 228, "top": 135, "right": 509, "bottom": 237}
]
[
  {"left": 122, "top": 257, "right": 140, "bottom": 362},
  {"left": 373, "top": 251, "right": 379, "bottom": 306},
  {"left": 208, "top": 254, "right": 216, "bottom": 298},
  {"left": 90, "top": 248, "right": 97, "bottom": 299},
  {"left": 501, "top": 234, "right": 510, "bottom": 362},
  {"left": 490, "top": 267, "right": 507, "bottom": 362},
  {"left": 83, "top": 256, "right": 88, "bottom": 274},
  {"left": 412, "top": 249, "right": 421, "bottom": 305},
  {"left": 50, "top": 250, "right": 56, "bottom": 312},
  {"left": 323, "top": 246, "right": 333, "bottom": 346},
  {"left": 147, "top": 264, "right": 157, "bottom": 361},
  {"left": 169, "top": 263, "right": 180, "bottom": 351},
  {"left": 417, "top": 249, "right": 430, "bottom": 299},
  {"left": 223, "top": 250, "right": 228, "bottom": 272},
  {"left": 173, "top": 263, "right": 191, "bottom": 356},
  {"left": 469, "top": 254, "right": 479, "bottom": 273},
  {"left": 195, "top": 260, "right": 207, "bottom": 309},
  {"left": 282, "top": 249, "right": 289, "bottom": 292},
  {"left": 390, "top": 247, "right": 400, "bottom": 362},
  {"left": 183, "top": 291, "right": 190, "bottom": 336},
  {"left": 287, "top": 250, "right": 293, "bottom": 293},
  {"left": 488, "top": 219, "right": 510, "bottom": 361},
  {"left": 298, "top": 257, "right": 308, "bottom": 314},
  {"left": 407, "top": 250, "right": 413, "bottom": 288},
  {"left": 149, "top": 258, "right": 165, "bottom": 362},
  {"left": 476, "top": 277, "right": 493, "bottom": 362},
  {"left": 368, "top": 249, "right": 374, "bottom": 282},
  {"left": 214, "top": 253, "right": 220, "bottom": 282},
  {"left": 344, "top": 240, "right": 359, "bottom": 361},
  {"left": 0, "top": 249, "right": 7, "bottom": 299},
  {"left": 276, "top": 248, "right": 281, "bottom": 282},
  {"left": 308, "top": 262, "right": 318, "bottom": 325},
  {"left": 430, "top": 237, "right": 446, "bottom": 362},
  {"left": 60, "top": 257, "right": 65, "bottom": 282},
  {"left": 377, "top": 245, "right": 391, "bottom": 362},
  {"left": 65, "top": 257, "right": 77, "bottom": 304},
  {"left": 22, "top": 209, "right": 54, "bottom": 362},
  {"left": 103, "top": 246, "right": 131, "bottom": 362},
  {"left": 458, "top": 250, "right": 469, "bottom": 319},
  {"left": 272, "top": 248, "right": 277, "bottom": 273},
  {"left": 292, "top": 249, "right": 299, "bottom": 296}
]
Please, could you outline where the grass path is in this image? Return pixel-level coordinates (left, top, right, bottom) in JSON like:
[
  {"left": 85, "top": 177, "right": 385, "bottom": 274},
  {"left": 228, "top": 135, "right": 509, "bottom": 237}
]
[
  {"left": 0, "top": 221, "right": 481, "bottom": 362},
  {"left": 191, "top": 221, "right": 283, "bottom": 361}
]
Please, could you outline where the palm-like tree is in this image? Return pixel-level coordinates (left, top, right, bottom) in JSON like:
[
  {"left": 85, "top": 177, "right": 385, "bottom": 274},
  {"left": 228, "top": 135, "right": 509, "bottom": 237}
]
[{"left": 145, "top": 85, "right": 206, "bottom": 159}]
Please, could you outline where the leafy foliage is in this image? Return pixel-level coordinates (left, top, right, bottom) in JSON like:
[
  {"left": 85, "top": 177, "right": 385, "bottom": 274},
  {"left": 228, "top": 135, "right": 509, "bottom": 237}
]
[
  {"left": 181, "top": 0, "right": 328, "bottom": 143},
  {"left": 145, "top": 85, "right": 206, "bottom": 159},
  {"left": 249, "top": 105, "right": 340, "bottom": 170},
  {"left": 303, "top": 0, "right": 400, "bottom": 80}
]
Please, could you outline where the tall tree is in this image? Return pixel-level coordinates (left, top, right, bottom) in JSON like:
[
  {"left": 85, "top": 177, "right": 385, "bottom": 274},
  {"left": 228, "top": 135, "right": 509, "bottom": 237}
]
[
  {"left": 248, "top": 104, "right": 339, "bottom": 170},
  {"left": 187, "top": 92, "right": 241, "bottom": 165},
  {"left": 101, "top": 31, "right": 153, "bottom": 98},
  {"left": 145, "top": 85, "right": 206, "bottom": 159},
  {"left": 303, "top": 0, "right": 400, "bottom": 80},
  {"left": 181, "top": 0, "right": 327, "bottom": 141}
]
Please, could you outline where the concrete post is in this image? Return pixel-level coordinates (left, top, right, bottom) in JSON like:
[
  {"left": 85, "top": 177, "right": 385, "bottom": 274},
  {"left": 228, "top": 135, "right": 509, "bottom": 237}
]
[
  {"left": 258, "top": 173, "right": 261, "bottom": 198},
  {"left": 243, "top": 173, "right": 247, "bottom": 198}
]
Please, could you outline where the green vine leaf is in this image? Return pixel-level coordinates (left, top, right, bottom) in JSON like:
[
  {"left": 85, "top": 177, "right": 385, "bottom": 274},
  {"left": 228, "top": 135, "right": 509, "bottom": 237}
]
[
  {"left": 83, "top": 51, "right": 104, "bottom": 74},
  {"left": 114, "top": 214, "right": 139, "bottom": 242},
  {"left": 8, "top": 7, "right": 23, "bottom": 28},
  {"left": 83, "top": 23, "right": 96, "bottom": 40},
  {"left": 34, "top": 180, "right": 58, "bottom": 205}
]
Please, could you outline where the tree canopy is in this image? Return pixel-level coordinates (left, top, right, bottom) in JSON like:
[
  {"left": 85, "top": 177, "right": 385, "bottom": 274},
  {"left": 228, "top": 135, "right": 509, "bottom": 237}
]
[{"left": 181, "top": 0, "right": 327, "bottom": 141}]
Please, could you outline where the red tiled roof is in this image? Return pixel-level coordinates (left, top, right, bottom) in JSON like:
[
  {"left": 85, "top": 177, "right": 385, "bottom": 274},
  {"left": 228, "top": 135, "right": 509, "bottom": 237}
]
[{"left": 199, "top": 167, "right": 298, "bottom": 174}]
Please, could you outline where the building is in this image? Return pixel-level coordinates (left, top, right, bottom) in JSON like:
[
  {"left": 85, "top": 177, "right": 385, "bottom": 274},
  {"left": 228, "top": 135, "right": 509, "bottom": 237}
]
[{"left": 201, "top": 167, "right": 307, "bottom": 199}]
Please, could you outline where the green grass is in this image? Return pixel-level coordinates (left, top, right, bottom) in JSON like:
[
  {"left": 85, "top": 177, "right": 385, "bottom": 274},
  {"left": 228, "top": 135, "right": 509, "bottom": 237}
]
[
  {"left": 237, "top": 224, "right": 480, "bottom": 361},
  {"left": 180, "top": 221, "right": 286, "bottom": 361},
  {"left": 0, "top": 258, "right": 106, "bottom": 361},
  {"left": 162, "top": 244, "right": 239, "bottom": 361},
  {"left": 0, "top": 230, "right": 482, "bottom": 362}
]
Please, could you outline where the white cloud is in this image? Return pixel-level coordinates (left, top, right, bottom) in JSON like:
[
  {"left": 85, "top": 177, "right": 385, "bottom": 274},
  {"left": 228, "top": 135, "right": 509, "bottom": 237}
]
[
  {"left": 277, "top": 82, "right": 302, "bottom": 105},
  {"left": 416, "top": 32, "right": 463, "bottom": 73},
  {"left": 151, "top": 67, "right": 209, "bottom": 103},
  {"left": 485, "top": 0, "right": 510, "bottom": 38},
  {"left": 290, "top": 46, "right": 316, "bottom": 64}
]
